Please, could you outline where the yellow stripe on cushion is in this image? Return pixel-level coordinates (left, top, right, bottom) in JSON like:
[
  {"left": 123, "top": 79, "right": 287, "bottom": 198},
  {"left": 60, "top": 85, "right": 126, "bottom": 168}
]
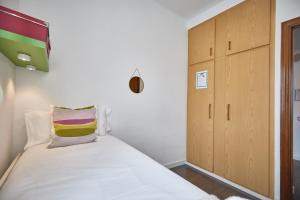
[
  {"left": 55, "top": 128, "right": 96, "bottom": 137},
  {"left": 54, "top": 120, "right": 97, "bottom": 137}
]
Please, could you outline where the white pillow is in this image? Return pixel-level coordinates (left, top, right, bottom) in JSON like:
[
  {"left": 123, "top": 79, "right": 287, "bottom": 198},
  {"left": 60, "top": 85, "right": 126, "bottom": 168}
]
[
  {"left": 105, "top": 106, "right": 112, "bottom": 133},
  {"left": 24, "top": 111, "right": 52, "bottom": 150}
]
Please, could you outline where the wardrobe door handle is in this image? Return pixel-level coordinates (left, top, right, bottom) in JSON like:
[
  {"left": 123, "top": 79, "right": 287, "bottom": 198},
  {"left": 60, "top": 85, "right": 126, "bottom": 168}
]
[
  {"left": 228, "top": 41, "right": 231, "bottom": 51},
  {"left": 227, "top": 104, "right": 230, "bottom": 121},
  {"left": 209, "top": 48, "right": 213, "bottom": 56},
  {"left": 209, "top": 104, "right": 212, "bottom": 119}
]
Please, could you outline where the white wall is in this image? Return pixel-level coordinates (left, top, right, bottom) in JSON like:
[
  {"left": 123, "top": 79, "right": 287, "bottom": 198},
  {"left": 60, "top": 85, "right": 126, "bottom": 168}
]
[
  {"left": 10, "top": 0, "right": 187, "bottom": 166},
  {"left": 275, "top": 0, "right": 300, "bottom": 199},
  {"left": 0, "top": 0, "right": 19, "bottom": 10},
  {"left": 293, "top": 49, "right": 300, "bottom": 161},
  {"left": 0, "top": 54, "right": 16, "bottom": 177}
]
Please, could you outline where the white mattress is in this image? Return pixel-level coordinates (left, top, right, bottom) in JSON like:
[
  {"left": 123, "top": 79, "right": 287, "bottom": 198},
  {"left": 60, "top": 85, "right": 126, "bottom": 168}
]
[{"left": 0, "top": 135, "right": 214, "bottom": 200}]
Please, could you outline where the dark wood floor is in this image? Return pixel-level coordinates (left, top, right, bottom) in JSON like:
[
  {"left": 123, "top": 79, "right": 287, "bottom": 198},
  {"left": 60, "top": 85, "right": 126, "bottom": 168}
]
[
  {"left": 171, "top": 165, "right": 259, "bottom": 200},
  {"left": 294, "top": 160, "right": 300, "bottom": 200}
]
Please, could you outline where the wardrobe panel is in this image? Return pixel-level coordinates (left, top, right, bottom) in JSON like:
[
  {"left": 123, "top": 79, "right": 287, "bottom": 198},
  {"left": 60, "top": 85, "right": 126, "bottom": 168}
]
[
  {"left": 224, "top": 46, "right": 270, "bottom": 195},
  {"left": 226, "top": 0, "right": 270, "bottom": 55},
  {"left": 187, "top": 61, "right": 214, "bottom": 171},
  {"left": 188, "top": 19, "right": 215, "bottom": 65},
  {"left": 213, "top": 57, "right": 227, "bottom": 176},
  {"left": 215, "top": 13, "right": 228, "bottom": 58}
]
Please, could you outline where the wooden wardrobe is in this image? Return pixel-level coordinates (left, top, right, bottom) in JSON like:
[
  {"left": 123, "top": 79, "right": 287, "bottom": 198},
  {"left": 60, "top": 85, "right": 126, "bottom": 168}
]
[{"left": 187, "top": 0, "right": 274, "bottom": 197}]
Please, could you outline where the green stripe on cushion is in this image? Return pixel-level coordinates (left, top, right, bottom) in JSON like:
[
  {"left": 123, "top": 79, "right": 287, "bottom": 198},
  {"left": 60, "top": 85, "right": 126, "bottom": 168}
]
[
  {"left": 75, "top": 106, "right": 95, "bottom": 110},
  {"left": 55, "top": 128, "right": 96, "bottom": 137},
  {"left": 56, "top": 106, "right": 95, "bottom": 110}
]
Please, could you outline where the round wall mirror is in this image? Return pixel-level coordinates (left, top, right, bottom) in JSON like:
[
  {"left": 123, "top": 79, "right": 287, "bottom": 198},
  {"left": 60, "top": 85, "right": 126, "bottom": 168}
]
[{"left": 129, "top": 76, "right": 144, "bottom": 93}]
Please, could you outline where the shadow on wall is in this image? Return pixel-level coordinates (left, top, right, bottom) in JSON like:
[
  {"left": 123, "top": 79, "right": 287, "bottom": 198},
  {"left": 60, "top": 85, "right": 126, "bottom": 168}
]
[
  {"left": 13, "top": 87, "right": 51, "bottom": 157},
  {"left": 0, "top": 53, "right": 15, "bottom": 177}
]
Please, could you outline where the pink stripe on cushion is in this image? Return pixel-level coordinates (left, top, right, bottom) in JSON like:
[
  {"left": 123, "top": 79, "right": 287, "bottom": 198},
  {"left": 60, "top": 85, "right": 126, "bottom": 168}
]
[
  {"left": 54, "top": 118, "right": 95, "bottom": 125},
  {"left": 53, "top": 108, "right": 96, "bottom": 121}
]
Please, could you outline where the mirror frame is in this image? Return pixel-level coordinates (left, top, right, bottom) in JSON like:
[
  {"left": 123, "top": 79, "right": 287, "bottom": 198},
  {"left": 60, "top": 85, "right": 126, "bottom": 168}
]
[{"left": 129, "top": 76, "right": 144, "bottom": 94}]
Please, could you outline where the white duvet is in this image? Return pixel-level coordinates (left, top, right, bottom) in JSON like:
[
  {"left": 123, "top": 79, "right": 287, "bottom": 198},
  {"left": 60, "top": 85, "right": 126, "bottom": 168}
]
[{"left": 0, "top": 135, "right": 216, "bottom": 200}]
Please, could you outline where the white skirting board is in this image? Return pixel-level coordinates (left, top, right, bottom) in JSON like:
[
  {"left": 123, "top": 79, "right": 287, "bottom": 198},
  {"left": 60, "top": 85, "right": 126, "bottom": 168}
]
[
  {"left": 185, "top": 162, "right": 271, "bottom": 200},
  {"left": 164, "top": 160, "right": 186, "bottom": 169},
  {"left": 0, "top": 153, "right": 21, "bottom": 189}
]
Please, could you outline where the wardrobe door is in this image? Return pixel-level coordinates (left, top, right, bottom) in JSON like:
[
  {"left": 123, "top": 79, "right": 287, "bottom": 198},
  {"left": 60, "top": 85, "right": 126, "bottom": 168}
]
[
  {"left": 215, "top": 13, "right": 228, "bottom": 58},
  {"left": 226, "top": 0, "right": 270, "bottom": 55},
  {"left": 189, "top": 19, "right": 215, "bottom": 65},
  {"left": 213, "top": 57, "right": 227, "bottom": 176},
  {"left": 187, "top": 60, "right": 214, "bottom": 171},
  {"left": 225, "top": 46, "right": 270, "bottom": 196}
]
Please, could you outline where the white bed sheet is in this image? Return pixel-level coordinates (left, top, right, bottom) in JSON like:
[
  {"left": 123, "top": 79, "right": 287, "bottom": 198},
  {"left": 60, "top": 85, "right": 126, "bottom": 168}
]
[{"left": 0, "top": 135, "right": 215, "bottom": 200}]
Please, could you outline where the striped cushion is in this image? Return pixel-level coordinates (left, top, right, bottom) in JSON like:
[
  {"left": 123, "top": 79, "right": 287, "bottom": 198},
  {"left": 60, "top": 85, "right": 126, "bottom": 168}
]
[{"left": 48, "top": 106, "right": 97, "bottom": 148}]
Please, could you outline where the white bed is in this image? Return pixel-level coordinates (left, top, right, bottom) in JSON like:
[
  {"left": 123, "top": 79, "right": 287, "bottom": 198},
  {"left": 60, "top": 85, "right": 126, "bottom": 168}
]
[{"left": 0, "top": 135, "right": 217, "bottom": 200}]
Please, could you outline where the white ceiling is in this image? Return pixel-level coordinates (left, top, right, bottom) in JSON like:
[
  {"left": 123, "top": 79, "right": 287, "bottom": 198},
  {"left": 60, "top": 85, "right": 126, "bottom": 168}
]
[{"left": 154, "top": 0, "right": 223, "bottom": 20}]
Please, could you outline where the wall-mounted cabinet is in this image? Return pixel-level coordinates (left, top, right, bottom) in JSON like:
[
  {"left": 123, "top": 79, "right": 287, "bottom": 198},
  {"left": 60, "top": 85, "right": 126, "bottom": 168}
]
[
  {"left": 225, "top": 0, "right": 270, "bottom": 55},
  {"left": 0, "top": 5, "right": 50, "bottom": 72},
  {"left": 188, "top": 19, "right": 215, "bottom": 65}
]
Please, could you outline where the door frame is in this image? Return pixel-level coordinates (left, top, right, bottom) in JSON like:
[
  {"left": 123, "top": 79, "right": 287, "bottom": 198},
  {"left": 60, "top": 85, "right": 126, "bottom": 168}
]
[{"left": 281, "top": 16, "right": 300, "bottom": 200}]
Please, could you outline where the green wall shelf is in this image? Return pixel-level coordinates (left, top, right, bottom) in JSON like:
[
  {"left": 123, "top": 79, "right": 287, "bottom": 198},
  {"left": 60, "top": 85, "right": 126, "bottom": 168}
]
[{"left": 0, "top": 29, "right": 49, "bottom": 72}]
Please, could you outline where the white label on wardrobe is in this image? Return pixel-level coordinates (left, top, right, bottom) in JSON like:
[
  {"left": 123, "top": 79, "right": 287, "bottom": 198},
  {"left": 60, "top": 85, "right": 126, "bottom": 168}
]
[{"left": 196, "top": 70, "right": 208, "bottom": 89}]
